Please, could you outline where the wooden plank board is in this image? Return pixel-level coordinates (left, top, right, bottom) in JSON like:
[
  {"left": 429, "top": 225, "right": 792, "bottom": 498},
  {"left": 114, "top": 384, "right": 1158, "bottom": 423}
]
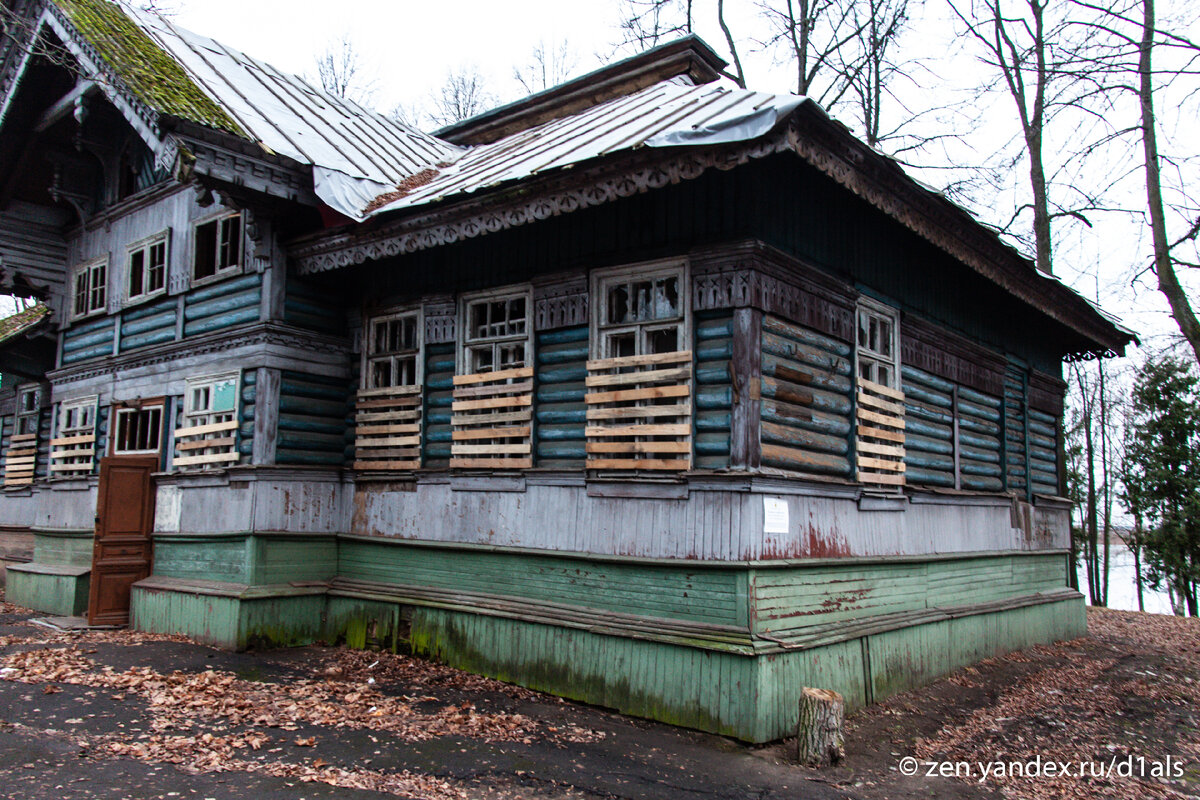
[
  {"left": 857, "top": 470, "right": 906, "bottom": 486},
  {"left": 855, "top": 440, "right": 905, "bottom": 458},
  {"left": 586, "top": 350, "right": 692, "bottom": 370},
  {"left": 356, "top": 409, "right": 422, "bottom": 422},
  {"left": 175, "top": 419, "right": 239, "bottom": 438},
  {"left": 353, "top": 459, "right": 421, "bottom": 471},
  {"left": 450, "top": 409, "right": 532, "bottom": 427},
  {"left": 6, "top": 447, "right": 36, "bottom": 457},
  {"left": 4, "top": 456, "right": 36, "bottom": 467},
  {"left": 50, "top": 462, "right": 94, "bottom": 472},
  {"left": 356, "top": 423, "right": 421, "bottom": 435},
  {"left": 50, "top": 434, "right": 95, "bottom": 446},
  {"left": 857, "top": 406, "right": 906, "bottom": 429},
  {"left": 451, "top": 443, "right": 532, "bottom": 455},
  {"left": 585, "top": 423, "right": 692, "bottom": 438},
  {"left": 50, "top": 447, "right": 95, "bottom": 459},
  {"left": 586, "top": 403, "right": 692, "bottom": 420},
  {"left": 10, "top": 433, "right": 36, "bottom": 443},
  {"left": 449, "top": 457, "right": 533, "bottom": 469},
  {"left": 4, "top": 477, "right": 33, "bottom": 486},
  {"left": 585, "top": 384, "right": 690, "bottom": 404},
  {"left": 584, "top": 366, "right": 691, "bottom": 388},
  {"left": 859, "top": 378, "right": 905, "bottom": 401},
  {"left": 173, "top": 452, "right": 241, "bottom": 466},
  {"left": 856, "top": 424, "right": 905, "bottom": 443},
  {"left": 585, "top": 458, "right": 690, "bottom": 470},
  {"left": 857, "top": 391, "right": 905, "bottom": 416},
  {"left": 356, "top": 395, "right": 420, "bottom": 409},
  {"left": 452, "top": 380, "right": 533, "bottom": 399},
  {"left": 452, "top": 394, "right": 533, "bottom": 412},
  {"left": 453, "top": 366, "right": 533, "bottom": 386},
  {"left": 858, "top": 456, "right": 906, "bottom": 472},
  {"left": 356, "top": 385, "right": 421, "bottom": 398},
  {"left": 355, "top": 447, "right": 420, "bottom": 458},
  {"left": 451, "top": 426, "right": 532, "bottom": 441},
  {"left": 356, "top": 435, "right": 421, "bottom": 447},
  {"left": 586, "top": 440, "right": 691, "bottom": 454}
]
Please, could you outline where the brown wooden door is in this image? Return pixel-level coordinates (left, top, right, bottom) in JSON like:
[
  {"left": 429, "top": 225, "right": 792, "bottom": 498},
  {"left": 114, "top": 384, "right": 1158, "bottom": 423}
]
[{"left": 88, "top": 456, "right": 157, "bottom": 626}]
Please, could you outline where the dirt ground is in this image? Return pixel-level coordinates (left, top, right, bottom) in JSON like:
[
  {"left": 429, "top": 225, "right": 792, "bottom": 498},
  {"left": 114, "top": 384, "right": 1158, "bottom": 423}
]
[{"left": 0, "top": 593, "right": 1197, "bottom": 800}]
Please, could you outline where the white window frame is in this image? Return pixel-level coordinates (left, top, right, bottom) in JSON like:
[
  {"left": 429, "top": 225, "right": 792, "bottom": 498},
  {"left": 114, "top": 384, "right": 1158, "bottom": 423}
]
[
  {"left": 15, "top": 385, "right": 40, "bottom": 436},
  {"left": 855, "top": 297, "right": 900, "bottom": 389},
  {"left": 591, "top": 260, "right": 690, "bottom": 360},
  {"left": 71, "top": 256, "right": 108, "bottom": 320},
  {"left": 126, "top": 230, "right": 169, "bottom": 304},
  {"left": 191, "top": 211, "right": 243, "bottom": 286},
  {"left": 111, "top": 403, "right": 165, "bottom": 455},
  {"left": 362, "top": 307, "right": 424, "bottom": 390},
  {"left": 182, "top": 371, "right": 241, "bottom": 429},
  {"left": 457, "top": 286, "right": 533, "bottom": 375},
  {"left": 57, "top": 396, "right": 98, "bottom": 439}
]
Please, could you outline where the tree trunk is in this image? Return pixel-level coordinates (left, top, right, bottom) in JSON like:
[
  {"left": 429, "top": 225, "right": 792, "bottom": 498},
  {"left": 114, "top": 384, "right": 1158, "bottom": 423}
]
[
  {"left": 1099, "top": 362, "right": 1111, "bottom": 606},
  {"left": 1138, "top": 0, "right": 1200, "bottom": 364},
  {"left": 797, "top": 687, "right": 845, "bottom": 766},
  {"left": 1133, "top": 517, "right": 1145, "bottom": 612}
]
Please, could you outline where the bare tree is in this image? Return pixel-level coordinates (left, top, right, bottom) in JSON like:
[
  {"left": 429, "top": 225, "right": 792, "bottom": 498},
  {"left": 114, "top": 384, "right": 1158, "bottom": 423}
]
[
  {"left": 513, "top": 40, "right": 578, "bottom": 95},
  {"left": 758, "top": 0, "right": 866, "bottom": 102},
  {"left": 840, "top": 0, "right": 910, "bottom": 147},
  {"left": 619, "top": 0, "right": 694, "bottom": 49},
  {"left": 313, "top": 35, "right": 377, "bottom": 107},
  {"left": 428, "top": 66, "right": 496, "bottom": 128}
]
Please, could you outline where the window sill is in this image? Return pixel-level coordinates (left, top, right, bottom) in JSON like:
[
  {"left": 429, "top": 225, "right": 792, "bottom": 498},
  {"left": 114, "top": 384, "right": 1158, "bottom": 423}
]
[
  {"left": 123, "top": 290, "right": 169, "bottom": 309},
  {"left": 189, "top": 267, "right": 244, "bottom": 291}
]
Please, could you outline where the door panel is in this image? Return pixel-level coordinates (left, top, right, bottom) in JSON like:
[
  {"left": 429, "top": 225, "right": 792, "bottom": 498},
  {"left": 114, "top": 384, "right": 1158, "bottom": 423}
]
[{"left": 89, "top": 456, "right": 157, "bottom": 626}]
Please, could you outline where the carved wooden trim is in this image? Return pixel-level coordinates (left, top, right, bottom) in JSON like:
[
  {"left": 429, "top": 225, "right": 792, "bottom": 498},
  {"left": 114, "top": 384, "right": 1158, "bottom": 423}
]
[
  {"left": 423, "top": 300, "right": 456, "bottom": 345},
  {"left": 534, "top": 276, "right": 588, "bottom": 331},
  {"left": 691, "top": 243, "right": 856, "bottom": 343},
  {"left": 900, "top": 316, "right": 1006, "bottom": 397}
]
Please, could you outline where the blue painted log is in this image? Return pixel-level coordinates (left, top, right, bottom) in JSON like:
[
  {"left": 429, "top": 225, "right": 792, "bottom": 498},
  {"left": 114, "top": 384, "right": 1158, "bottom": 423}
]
[{"left": 183, "top": 306, "right": 260, "bottom": 336}]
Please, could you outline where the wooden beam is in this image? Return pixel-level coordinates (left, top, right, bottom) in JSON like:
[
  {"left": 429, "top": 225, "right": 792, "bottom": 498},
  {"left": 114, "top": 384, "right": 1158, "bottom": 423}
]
[{"left": 34, "top": 80, "right": 97, "bottom": 133}]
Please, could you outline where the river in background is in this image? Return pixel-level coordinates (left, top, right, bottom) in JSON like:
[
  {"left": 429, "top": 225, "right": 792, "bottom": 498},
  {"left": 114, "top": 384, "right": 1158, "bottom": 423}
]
[{"left": 1075, "top": 544, "right": 1178, "bottom": 615}]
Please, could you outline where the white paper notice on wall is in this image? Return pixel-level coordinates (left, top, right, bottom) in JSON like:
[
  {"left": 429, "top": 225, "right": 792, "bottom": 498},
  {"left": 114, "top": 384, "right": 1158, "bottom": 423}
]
[
  {"left": 154, "top": 484, "right": 182, "bottom": 533},
  {"left": 763, "top": 497, "right": 789, "bottom": 534}
]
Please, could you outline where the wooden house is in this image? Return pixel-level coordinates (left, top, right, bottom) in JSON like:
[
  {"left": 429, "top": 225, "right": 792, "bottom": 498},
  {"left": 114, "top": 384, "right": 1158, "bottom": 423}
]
[{"left": 0, "top": 0, "right": 1134, "bottom": 742}]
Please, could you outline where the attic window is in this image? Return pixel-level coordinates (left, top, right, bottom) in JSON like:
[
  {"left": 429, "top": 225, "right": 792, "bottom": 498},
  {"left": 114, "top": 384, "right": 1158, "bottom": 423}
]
[
  {"left": 193, "top": 213, "right": 241, "bottom": 282},
  {"left": 127, "top": 231, "right": 168, "bottom": 303},
  {"left": 72, "top": 258, "right": 107, "bottom": 319}
]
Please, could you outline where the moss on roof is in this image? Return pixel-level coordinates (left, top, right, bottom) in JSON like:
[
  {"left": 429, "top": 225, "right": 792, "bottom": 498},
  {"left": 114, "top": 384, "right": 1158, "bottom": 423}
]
[
  {"left": 0, "top": 303, "right": 50, "bottom": 345},
  {"left": 52, "top": 0, "right": 246, "bottom": 137}
]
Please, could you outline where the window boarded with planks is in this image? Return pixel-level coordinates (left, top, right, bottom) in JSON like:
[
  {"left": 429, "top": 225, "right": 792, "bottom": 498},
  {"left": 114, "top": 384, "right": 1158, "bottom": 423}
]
[
  {"left": 585, "top": 350, "right": 693, "bottom": 471},
  {"left": 450, "top": 366, "right": 534, "bottom": 469},
  {"left": 50, "top": 396, "right": 98, "bottom": 476},
  {"left": 354, "top": 385, "right": 423, "bottom": 470},
  {"left": 3, "top": 432, "right": 37, "bottom": 486},
  {"left": 855, "top": 378, "right": 906, "bottom": 487}
]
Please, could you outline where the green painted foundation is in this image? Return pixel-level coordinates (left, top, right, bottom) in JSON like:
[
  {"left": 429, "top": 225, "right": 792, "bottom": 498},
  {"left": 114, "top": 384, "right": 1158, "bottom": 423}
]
[
  {"left": 6, "top": 529, "right": 93, "bottom": 616},
  {"left": 123, "top": 532, "right": 1085, "bottom": 742}
]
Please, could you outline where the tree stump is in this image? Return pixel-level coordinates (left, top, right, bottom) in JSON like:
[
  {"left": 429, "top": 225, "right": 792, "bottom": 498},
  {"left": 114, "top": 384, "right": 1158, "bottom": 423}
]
[{"left": 797, "top": 687, "right": 845, "bottom": 766}]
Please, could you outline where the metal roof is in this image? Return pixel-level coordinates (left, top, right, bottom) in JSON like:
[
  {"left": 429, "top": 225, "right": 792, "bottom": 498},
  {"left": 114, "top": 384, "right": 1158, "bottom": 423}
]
[
  {"left": 56, "top": 1, "right": 464, "bottom": 218},
  {"left": 365, "top": 78, "right": 804, "bottom": 218}
]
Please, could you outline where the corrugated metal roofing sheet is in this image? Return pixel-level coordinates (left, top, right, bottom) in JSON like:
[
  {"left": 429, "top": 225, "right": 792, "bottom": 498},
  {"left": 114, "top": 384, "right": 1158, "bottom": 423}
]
[
  {"left": 365, "top": 78, "right": 804, "bottom": 218},
  {"left": 61, "top": 2, "right": 463, "bottom": 218}
]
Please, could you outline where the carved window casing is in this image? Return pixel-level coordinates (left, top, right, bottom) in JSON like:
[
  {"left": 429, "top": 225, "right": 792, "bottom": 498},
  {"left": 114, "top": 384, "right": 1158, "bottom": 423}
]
[
  {"left": 72, "top": 257, "right": 108, "bottom": 319},
  {"left": 192, "top": 212, "right": 242, "bottom": 284},
  {"left": 127, "top": 230, "right": 169, "bottom": 304},
  {"left": 593, "top": 263, "right": 689, "bottom": 359},
  {"left": 458, "top": 287, "right": 532, "bottom": 374},
  {"left": 363, "top": 308, "right": 422, "bottom": 389},
  {"left": 173, "top": 372, "right": 240, "bottom": 470},
  {"left": 856, "top": 299, "right": 900, "bottom": 389},
  {"left": 50, "top": 395, "right": 98, "bottom": 474}
]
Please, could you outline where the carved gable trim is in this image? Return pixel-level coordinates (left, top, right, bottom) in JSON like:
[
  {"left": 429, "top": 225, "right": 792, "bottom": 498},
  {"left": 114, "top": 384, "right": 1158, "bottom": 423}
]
[
  {"left": 534, "top": 276, "right": 588, "bottom": 331},
  {"left": 900, "top": 316, "right": 1006, "bottom": 397}
]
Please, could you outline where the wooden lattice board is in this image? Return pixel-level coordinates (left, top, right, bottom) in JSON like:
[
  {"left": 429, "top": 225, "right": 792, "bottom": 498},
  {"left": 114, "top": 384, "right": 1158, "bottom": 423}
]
[
  {"left": 354, "top": 385, "right": 423, "bottom": 470},
  {"left": 585, "top": 350, "right": 693, "bottom": 471},
  {"left": 450, "top": 367, "right": 533, "bottom": 469},
  {"left": 3, "top": 433, "right": 37, "bottom": 486},
  {"left": 855, "top": 378, "right": 906, "bottom": 487},
  {"left": 173, "top": 419, "right": 239, "bottom": 469},
  {"left": 49, "top": 433, "right": 95, "bottom": 474}
]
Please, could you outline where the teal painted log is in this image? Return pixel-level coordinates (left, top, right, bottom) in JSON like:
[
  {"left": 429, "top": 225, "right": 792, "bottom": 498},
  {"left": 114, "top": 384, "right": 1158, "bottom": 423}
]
[
  {"left": 696, "top": 337, "right": 732, "bottom": 360},
  {"left": 537, "top": 325, "right": 589, "bottom": 345},
  {"left": 62, "top": 343, "right": 115, "bottom": 363},
  {"left": 697, "top": 317, "right": 734, "bottom": 339},
  {"left": 697, "top": 385, "right": 733, "bottom": 409},
  {"left": 538, "top": 364, "right": 587, "bottom": 383},
  {"left": 537, "top": 340, "right": 589, "bottom": 365},
  {"left": 763, "top": 316, "right": 851, "bottom": 355},
  {"left": 902, "top": 382, "right": 953, "bottom": 409},
  {"left": 184, "top": 286, "right": 261, "bottom": 320},
  {"left": 905, "top": 416, "right": 952, "bottom": 440},
  {"left": 120, "top": 328, "right": 176, "bottom": 350},
  {"left": 761, "top": 445, "right": 850, "bottom": 475},
  {"left": 120, "top": 308, "right": 175, "bottom": 335},
  {"left": 958, "top": 430, "right": 1000, "bottom": 451},
  {"left": 760, "top": 353, "right": 852, "bottom": 394},
  {"left": 183, "top": 306, "right": 260, "bottom": 336},
  {"left": 760, "top": 375, "right": 851, "bottom": 415},
  {"left": 278, "top": 395, "right": 346, "bottom": 417},
  {"left": 695, "top": 364, "right": 730, "bottom": 385},
  {"left": 905, "top": 432, "right": 953, "bottom": 455},
  {"left": 62, "top": 325, "right": 116, "bottom": 352},
  {"left": 537, "top": 423, "right": 585, "bottom": 441},
  {"left": 760, "top": 398, "right": 851, "bottom": 437},
  {"left": 761, "top": 331, "right": 851, "bottom": 376},
  {"left": 186, "top": 273, "right": 261, "bottom": 303},
  {"left": 538, "top": 441, "right": 585, "bottom": 459},
  {"left": 761, "top": 420, "right": 847, "bottom": 455},
  {"left": 276, "top": 415, "right": 345, "bottom": 436},
  {"left": 536, "top": 403, "right": 586, "bottom": 424},
  {"left": 907, "top": 467, "right": 954, "bottom": 486},
  {"left": 900, "top": 365, "right": 956, "bottom": 394},
  {"left": 695, "top": 431, "right": 730, "bottom": 454},
  {"left": 695, "top": 409, "right": 731, "bottom": 431}
]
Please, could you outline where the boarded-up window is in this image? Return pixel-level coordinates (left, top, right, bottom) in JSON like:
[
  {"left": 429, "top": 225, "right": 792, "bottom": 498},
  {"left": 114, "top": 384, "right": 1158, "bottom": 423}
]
[
  {"left": 51, "top": 395, "right": 97, "bottom": 475},
  {"left": 174, "top": 373, "right": 239, "bottom": 470},
  {"left": 856, "top": 301, "right": 899, "bottom": 388},
  {"left": 461, "top": 291, "right": 530, "bottom": 374},
  {"left": 596, "top": 265, "right": 686, "bottom": 358},
  {"left": 855, "top": 300, "right": 905, "bottom": 487},
  {"left": 365, "top": 309, "right": 422, "bottom": 389}
]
